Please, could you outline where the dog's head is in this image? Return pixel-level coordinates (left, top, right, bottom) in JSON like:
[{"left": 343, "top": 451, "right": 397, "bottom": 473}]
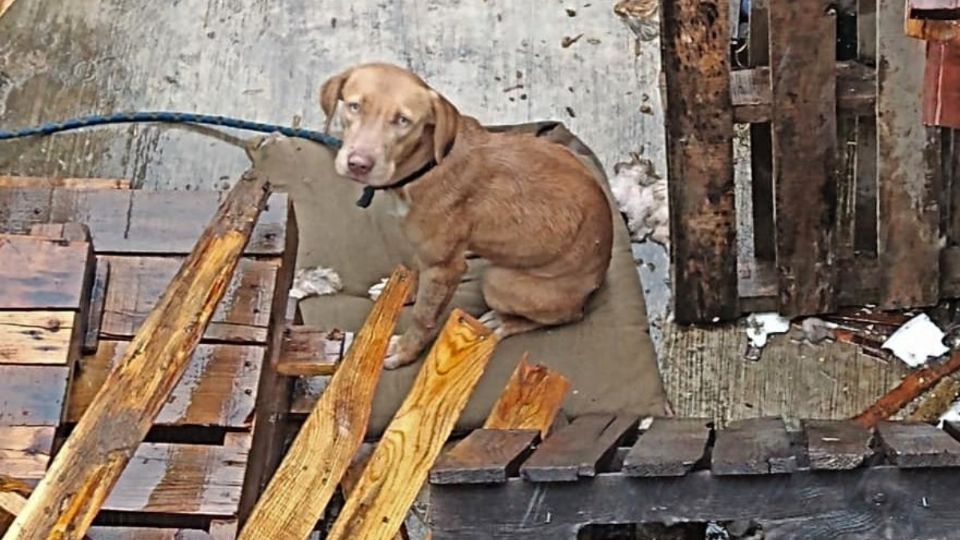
[{"left": 320, "top": 63, "right": 460, "bottom": 187}]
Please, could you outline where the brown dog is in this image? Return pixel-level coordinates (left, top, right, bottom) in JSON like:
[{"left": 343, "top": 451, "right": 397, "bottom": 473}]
[{"left": 320, "top": 62, "right": 613, "bottom": 369}]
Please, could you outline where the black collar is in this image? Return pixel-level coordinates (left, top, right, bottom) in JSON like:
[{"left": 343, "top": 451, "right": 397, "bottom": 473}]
[{"left": 355, "top": 141, "right": 454, "bottom": 208}]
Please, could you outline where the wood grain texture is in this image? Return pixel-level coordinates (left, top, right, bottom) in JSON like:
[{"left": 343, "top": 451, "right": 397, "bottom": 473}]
[
  {"left": 878, "top": 0, "right": 942, "bottom": 309},
  {"left": 482, "top": 354, "right": 570, "bottom": 437},
  {"left": 429, "top": 429, "right": 539, "bottom": 485},
  {"left": 0, "top": 311, "right": 76, "bottom": 365},
  {"left": 87, "top": 529, "right": 211, "bottom": 540},
  {"left": 0, "top": 234, "right": 92, "bottom": 310},
  {"left": 4, "top": 170, "right": 270, "bottom": 540},
  {"left": 520, "top": 414, "right": 639, "bottom": 482},
  {"left": 876, "top": 421, "right": 960, "bottom": 467},
  {"left": 661, "top": 0, "right": 738, "bottom": 323},
  {"left": 0, "top": 365, "right": 70, "bottom": 426},
  {"left": 275, "top": 325, "right": 342, "bottom": 377},
  {"left": 326, "top": 310, "right": 498, "bottom": 540},
  {"left": 904, "top": 16, "right": 960, "bottom": 41},
  {"left": 622, "top": 418, "right": 712, "bottom": 477},
  {"left": 99, "top": 255, "right": 276, "bottom": 344},
  {"left": 712, "top": 417, "right": 796, "bottom": 475},
  {"left": 803, "top": 419, "right": 873, "bottom": 470},
  {"left": 237, "top": 267, "right": 412, "bottom": 540},
  {"left": 0, "top": 177, "right": 129, "bottom": 190},
  {"left": 67, "top": 341, "right": 264, "bottom": 428},
  {"left": 854, "top": 352, "right": 960, "bottom": 428},
  {"left": 769, "top": 0, "right": 839, "bottom": 315},
  {"left": 0, "top": 427, "right": 54, "bottom": 482}
]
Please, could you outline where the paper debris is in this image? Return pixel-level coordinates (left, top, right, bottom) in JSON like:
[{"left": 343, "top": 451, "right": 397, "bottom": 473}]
[
  {"left": 289, "top": 266, "right": 343, "bottom": 300},
  {"left": 881, "top": 313, "right": 949, "bottom": 367},
  {"left": 745, "top": 313, "right": 791, "bottom": 348}
]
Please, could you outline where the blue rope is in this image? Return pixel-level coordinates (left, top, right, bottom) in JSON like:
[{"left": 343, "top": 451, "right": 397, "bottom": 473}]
[{"left": 0, "top": 111, "right": 342, "bottom": 148}]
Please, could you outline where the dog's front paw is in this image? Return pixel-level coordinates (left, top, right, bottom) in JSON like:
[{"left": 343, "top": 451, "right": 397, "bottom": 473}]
[{"left": 383, "top": 335, "right": 418, "bottom": 370}]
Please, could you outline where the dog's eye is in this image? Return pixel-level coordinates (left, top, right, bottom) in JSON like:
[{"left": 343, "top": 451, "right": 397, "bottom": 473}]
[
  {"left": 346, "top": 102, "right": 361, "bottom": 113},
  {"left": 395, "top": 115, "right": 411, "bottom": 127}
]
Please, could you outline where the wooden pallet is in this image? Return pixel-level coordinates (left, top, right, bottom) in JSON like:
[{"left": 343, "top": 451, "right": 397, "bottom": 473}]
[
  {"left": 0, "top": 181, "right": 297, "bottom": 538},
  {"left": 429, "top": 416, "right": 960, "bottom": 539},
  {"left": 664, "top": 0, "right": 959, "bottom": 323}
]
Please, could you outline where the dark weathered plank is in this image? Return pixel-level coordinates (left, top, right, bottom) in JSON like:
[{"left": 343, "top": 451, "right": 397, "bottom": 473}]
[
  {"left": 67, "top": 341, "right": 264, "bottom": 428},
  {"left": 430, "top": 467, "right": 960, "bottom": 540},
  {"left": 748, "top": 0, "right": 775, "bottom": 262},
  {"left": 712, "top": 417, "right": 797, "bottom": 475},
  {"left": 877, "top": 0, "right": 941, "bottom": 309},
  {"left": 661, "top": 0, "right": 738, "bottom": 323},
  {"left": 876, "top": 421, "right": 960, "bottom": 467},
  {"left": 0, "top": 311, "right": 78, "bottom": 366},
  {"left": 99, "top": 255, "right": 276, "bottom": 344},
  {"left": 0, "top": 188, "right": 53, "bottom": 234},
  {"left": 0, "top": 426, "right": 55, "bottom": 481},
  {"left": 910, "top": 0, "right": 960, "bottom": 19},
  {"left": 854, "top": 0, "right": 877, "bottom": 258},
  {"left": 0, "top": 365, "right": 70, "bottom": 426},
  {"left": 87, "top": 529, "right": 212, "bottom": 540},
  {"left": 0, "top": 234, "right": 92, "bottom": 310},
  {"left": 943, "top": 420, "right": 960, "bottom": 440},
  {"left": 622, "top": 418, "right": 711, "bottom": 477},
  {"left": 769, "top": 0, "right": 839, "bottom": 316},
  {"left": 430, "top": 429, "right": 540, "bottom": 485},
  {"left": 520, "top": 414, "right": 639, "bottom": 482},
  {"left": 276, "top": 325, "right": 341, "bottom": 377},
  {"left": 83, "top": 259, "right": 109, "bottom": 353},
  {"left": 803, "top": 419, "right": 873, "bottom": 470},
  {"left": 923, "top": 42, "right": 960, "bottom": 130}
]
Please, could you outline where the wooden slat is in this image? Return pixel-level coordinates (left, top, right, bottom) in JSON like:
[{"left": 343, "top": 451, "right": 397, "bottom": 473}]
[
  {"left": 520, "top": 414, "right": 639, "bottom": 482},
  {"left": 99, "top": 256, "right": 276, "bottom": 344},
  {"left": 803, "top": 419, "right": 873, "bottom": 470},
  {"left": 769, "top": 0, "right": 839, "bottom": 315},
  {"left": 0, "top": 176, "right": 130, "bottom": 190},
  {"left": 87, "top": 529, "right": 212, "bottom": 540},
  {"left": 67, "top": 341, "right": 264, "bottom": 428},
  {"left": 237, "top": 267, "right": 412, "bottom": 540},
  {"left": 325, "top": 310, "right": 498, "bottom": 540},
  {"left": 749, "top": 0, "right": 775, "bottom": 262},
  {"left": 904, "top": 16, "right": 960, "bottom": 41},
  {"left": 622, "top": 418, "right": 712, "bottom": 477},
  {"left": 730, "top": 62, "right": 877, "bottom": 124},
  {"left": 275, "top": 325, "right": 342, "bottom": 377},
  {"left": 83, "top": 260, "right": 109, "bottom": 353},
  {"left": 0, "top": 311, "right": 76, "bottom": 365},
  {"left": 429, "top": 429, "right": 539, "bottom": 485},
  {"left": 0, "top": 234, "right": 92, "bottom": 310},
  {"left": 0, "top": 365, "right": 70, "bottom": 426},
  {"left": 711, "top": 417, "right": 797, "bottom": 475},
  {"left": 0, "top": 188, "right": 53, "bottom": 234},
  {"left": 0, "top": 427, "right": 55, "bottom": 482},
  {"left": 662, "top": 0, "right": 738, "bottom": 323},
  {"left": 482, "top": 354, "right": 571, "bottom": 437},
  {"left": 5, "top": 170, "right": 271, "bottom": 540},
  {"left": 876, "top": 421, "right": 960, "bottom": 467},
  {"left": 910, "top": 0, "right": 960, "bottom": 19},
  {"left": 102, "top": 438, "right": 250, "bottom": 516},
  {"left": 924, "top": 42, "right": 960, "bottom": 129},
  {"left": 878, "top": 0, "right": 942, "bottom": 309}
]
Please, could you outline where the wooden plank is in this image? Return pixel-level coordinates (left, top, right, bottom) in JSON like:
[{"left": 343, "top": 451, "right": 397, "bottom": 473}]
[
  {"left": 325, "top": 310, "right": 498, "bottom": 540},
  {"left": 482, "top": 354, "right": 571, "bottom": 437},
  {"left": 855, "top": 0, "right": 879, "bottom": 257},
  {"left": 0, "top": 311, "right": 76, "bottom": 365},
  {"left": 0, "top": 365, "right": 70, "bottom": 426},
  {"left": 0, "top": 427, "right": 54, "bottom": 482},
  {"left": 910, "top": 0, "right": 960, "bottom": 19},
  {"left": 83, "top": 260, "right": 109, "bottom": 353},
  {"left": 769, "top": 0, "right": 839, "bottom": 315},
  {"left": 904, "top": 16, "right": 960, "bottom": 41},
  {"left": 730, "top": 62, "right": 877, "bottom": 124},
  {"left": 876, "top": 421, "right": 960, "bottom": 467},
  {"left": 101, "top": 439, "right": 249, "bottom": 516},
  {"left": 4, "top": 170, "right": 271, "bottom": 540},
  {"left": 99, "top": 255, "right": 276, "bottom": 344},
  {"left": 661, "top": 0, "right": 738, "bottom": 323},
  {"left": 854, "top": 351, "right": 960, "bottom": 428},
  {"left": 520, "top": 414, "right": 639, "bottom": 482},
  {"left": 878, "top": 0, "right": 942, "bottom": 309},
  {"left": 237, "top": 267, "right": 412, "bottom": 540},
  {"left": 67, "top": 341, "right": 264, "bottom": 428},
  {"left": 429, "top": 429, "right": 539, "bottom": 485},
  {"left": 87, "top": 529, "right": 212, "bottom": 540},
  {"left": 711, "top": 417, "right": 797, "bottom": 475},
  {"left": 924, "top": 42, "right": 960, "bottom": 129},
  {"left": 622, "top": 418, "right": 712, "bottom": 477},
  {"left": 803, "top": 419, "right": 873, "bottom": 470},
  {"left": 0, "top": 188, "right": 53, "bottom": 235},
  {"left": 748, "top": 0, "right": 775, "bottom": 262},
  {"left": 276, "top": 325, "right": 342, "bottom": 377},
  {"left": 0, "top": 234, "right": 92, "bottom": 310},
  {"left": 0, "top": 176, "right": 130, "bottom": 190}
]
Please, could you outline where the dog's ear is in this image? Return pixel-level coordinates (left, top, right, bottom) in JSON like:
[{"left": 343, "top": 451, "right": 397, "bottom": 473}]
[
  {"left": 319, "top": 69, "right": 352, "bottom": 133},
  {"left": 429, "top": 90, "right": 459, "bottom": 164}
]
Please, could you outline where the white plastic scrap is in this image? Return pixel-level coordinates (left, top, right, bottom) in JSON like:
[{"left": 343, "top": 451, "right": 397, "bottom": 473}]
[
  {"left": 289, "top": 266, "right": 343, "bottom": 300},
  {"left": 881, "top": 313, "right": 949, "bottom": 368},
  {"left": 745, "top": 312, "right": 791, "bottom": 348}
]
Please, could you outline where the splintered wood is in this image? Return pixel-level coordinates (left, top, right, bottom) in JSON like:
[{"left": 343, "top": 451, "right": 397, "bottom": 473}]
[
  {"left": 3, "top": 171, "right": 271, "bottom": 540},
  {"left": 483, "top": 354, "right": 571, "bottom": 436},
  {"left": 326, "top": 310, "right": 498, "bottom": 540},
  {"left": 238, "top": 267, "right": 412, "bottom": 540}
]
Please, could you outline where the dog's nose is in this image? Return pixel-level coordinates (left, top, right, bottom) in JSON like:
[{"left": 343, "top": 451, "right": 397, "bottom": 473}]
[{"left": 347, "top": 153, "right": 374, "bottom": 176}]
